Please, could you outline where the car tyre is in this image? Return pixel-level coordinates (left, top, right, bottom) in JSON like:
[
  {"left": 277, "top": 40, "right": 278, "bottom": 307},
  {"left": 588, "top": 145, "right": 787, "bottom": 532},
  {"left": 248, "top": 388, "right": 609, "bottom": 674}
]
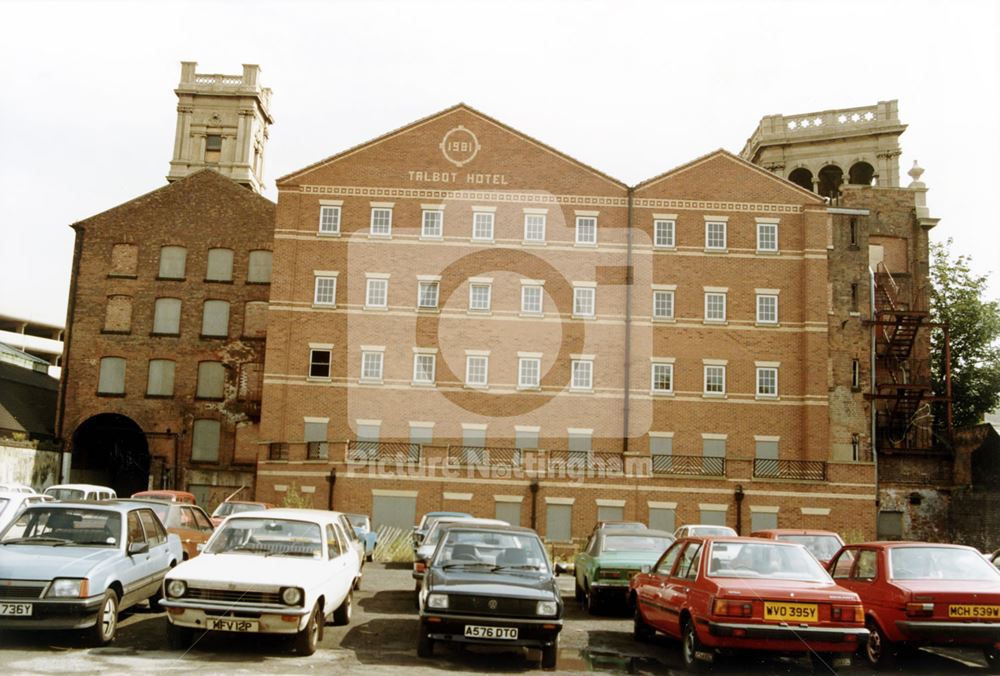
[
  {"left": 681, "top": 618, "right": 707, "bottom": 672},
  {"left": 294, "top": 603, "right": 321, "bottom": 655},
  {"left": 88, "top": 589, "right": 119, "bottom": 646},
  {"left": 333, "top": 590, "right": 352, "bottom": 626},
  {"left": 166, "top": 621, "right": 192, "bottom": 650},
  {"left": 584, "top": 582, "right": 600, "bottom": 615},
  {"left": 540, "top": 635, "right": 559, "bottom": 670},
  {"left": 148, "top": 585, "right": 164, "bottom": 611},
  {"left": 864, "top": 619, "right": 896, "bottom": 669},
  {"left": 353, "top": 573, "right": 362, "bottom": 591},
  {"left": 985, "top": 646, "right": 1000, "bottom": 674},
  {"left": 633, "top": 603, "right": 655, "bottom": 643},
  {"left": 574, "top": 579, "right": 584, "bottom": 603},
  {"left": 417, "top": 626, "right": 434, "bottom": 658}
]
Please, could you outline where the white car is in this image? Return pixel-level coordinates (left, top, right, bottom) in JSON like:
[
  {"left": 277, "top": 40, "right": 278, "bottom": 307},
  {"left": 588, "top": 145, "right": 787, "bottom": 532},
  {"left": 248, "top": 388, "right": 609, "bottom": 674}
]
[
  {"left": 0, "top": 483, "right": 36, "bottom": 494},
  {"left": 673, "top": 524, "right": 738, "bottom": 539},
  {"left": 0, "top": 491, "right": 52, "bottom": 533},
  {"left": 43, "top": 483, "right": 117, "bottom": 501},
  {"left": 161, "top": 508, "right": 359, "bottom": 655}
]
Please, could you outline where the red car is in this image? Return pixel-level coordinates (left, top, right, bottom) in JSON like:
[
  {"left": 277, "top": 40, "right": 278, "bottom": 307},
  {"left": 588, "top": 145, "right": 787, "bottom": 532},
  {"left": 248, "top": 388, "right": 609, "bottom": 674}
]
[
  {"left": 629, "top": 537, "right": 867, "bottom": 670},
  {"left": 751, "top": 529, "right": 845, "bottom": 567},
  {"left": 828, "top": 541, "right": 1000, "bottom": 669},
  {"left": 131, "top": 490, "right": 197, "bottom": 504}
]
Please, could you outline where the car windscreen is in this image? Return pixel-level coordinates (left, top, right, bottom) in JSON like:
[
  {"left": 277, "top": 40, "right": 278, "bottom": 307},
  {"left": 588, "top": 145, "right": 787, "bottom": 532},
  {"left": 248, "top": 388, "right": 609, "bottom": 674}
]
[
  {"left": 890, "top": 547, "right": 1000, "bottom": 581},
  {"left": 212, "top": 502, "right": 265, "bottom": 518},
  {"left": 707, "top": 541, "right": 831, "bottom": 582},
  {"left": 206, "top": 517, "right": 322, "bottom": 558},
  {"left": 0, "top": 507, "right": 121, "bottom": 547},
  {"left": 45, "top": 488, "right": 86, "bottom": 501},
  {"left": 777, "top": 534, "right": 843, "bottom": 561},
  {"left": 0, "top": 498, "right": 9, "bottom": 512},
  {"left": 432, "top": 530, "right": 548, "bottom": 572},
  {"left": 346, "top": 514, "right": 369, "bottom": 530},
  {"left": 602, "top": 535, "right": 672, "bottom": 553}
]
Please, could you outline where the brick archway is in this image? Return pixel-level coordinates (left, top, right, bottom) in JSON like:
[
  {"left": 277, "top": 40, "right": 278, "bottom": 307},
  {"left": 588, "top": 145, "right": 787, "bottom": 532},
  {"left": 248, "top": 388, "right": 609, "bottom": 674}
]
[{"left": 70, "top": 413, "right": 150, "bottom": 497}]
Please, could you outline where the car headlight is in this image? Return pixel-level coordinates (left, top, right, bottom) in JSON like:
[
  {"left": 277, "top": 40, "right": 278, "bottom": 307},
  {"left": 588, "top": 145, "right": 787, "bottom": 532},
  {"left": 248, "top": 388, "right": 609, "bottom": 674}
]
[
  {"left": 47, "top": 578, "right": 88, "bottom": 598},
  {"left": 166, "top": 579, "right": 187, "bottom": 598},
  {"left": 426, "top": 593, "right": 449, "bottom": 609},
  {"left": 536, "top": 600, "right": 559, "bottom": 616},
  {"left": 281, "top": 587, "right": 303, "bottom": 606}
]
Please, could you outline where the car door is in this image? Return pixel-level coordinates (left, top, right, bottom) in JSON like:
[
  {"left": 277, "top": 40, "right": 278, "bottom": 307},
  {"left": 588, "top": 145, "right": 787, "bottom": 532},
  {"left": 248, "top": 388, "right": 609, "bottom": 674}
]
[
  {"left": 639, "top": 540, "right": 684, "bottom": 632},
  {"left": 121, "top": 510, "right": 154, "bottom": 607},
  {"left": 328, "top": 522, "right": 355, "bottom": 601},
  {"left": 138, "top": 508, "right": 173, "bottom": 595},
  {"left": 665, "top": 541, "right": 704, "bottom": 638},
  {"left": 576, "top": 534, "right": 597, "bottom": 590}
]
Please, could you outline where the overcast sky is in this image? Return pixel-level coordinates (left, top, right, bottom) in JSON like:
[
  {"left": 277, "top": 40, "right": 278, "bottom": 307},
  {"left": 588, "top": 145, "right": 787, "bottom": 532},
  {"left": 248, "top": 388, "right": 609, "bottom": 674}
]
[{"left": 1, "top": 0, "right": 998, "bottom": 326}]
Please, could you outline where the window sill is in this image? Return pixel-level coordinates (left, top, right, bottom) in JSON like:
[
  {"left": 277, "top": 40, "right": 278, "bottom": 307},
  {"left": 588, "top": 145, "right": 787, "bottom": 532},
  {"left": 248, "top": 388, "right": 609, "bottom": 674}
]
[
  {"left": 755, "top": 395, "right": 779, "bottom": 401},
  {"left": 419, "top": 235, "right": 443, "bottom": 241},
  {"left": 312, "top": 303, "right": 337, "bottom": 309},
  {"left": 849, "top": 311, "right": 861, "bottom": 317},
  {"left": 652, "top": 245, "right": 676, "bottom": 251},
  {"left": 364, "top": 306, "right": 389, "bottom": 312},
  {"left": 306, "top": 376, "right": 332, "bottom": 383},
  {"left": 652, "top": 317, "right": 676, "bottom": 323},
  {"left": 571, "top": 314, "right": 596, "bottom": 321},
  {"left": 416, "top": 307, "right": 440, "bottom": 313},
  {"left": 651, "top": 390, "right": 675, "bottom": 397},
  {"left": 245, "top": 280, "right": 271, "bottom": 286},
  {"left": 519, "top": 311, "right": 544, "bottom": 318},
  {"left": 204, "top": 279, "right": 235, "bottom": 284},
  {"left": 755, "top": 249, "right": 780, "bottom": 256},
  {"left": 368, "top": 233, "right": 392, "bottom": 240},
  {"left": 358, "top": 379, "right": 384, "bottom": 386},
  {"left": 318, "top": 231, "right": 341, "bottom": 237},
  {"left": 467, "top": 309, "right": 492, "bottom": 316},
  {"left": 570, "top": 387, "right": 594, "bottom": 394},
  {"left": 574, "top": 242, "right": 598, "bottom": 248},
  {"left": 522, "top": 240, "right": 547, "bottom": 246},
  {"left": 411, "top": 381, "right": 436, "bottom": 387},
  {"left": 703, "top": 320, "right": 728, "bottom": 326},
  {"left": 754, "top": 321, "right": 779, "bottom": 328},
  {"left": 464, "top": 384, "right": 489, "bottom": 391},
  {"left": 471, "top": 238, "right": 495, "bottom": 245},
  {"left": 200, "top": 334, "right": 229, "bottom": 340},
  {"left": 702, "top": 393, "right": 727, "bottom": 399},
  {"left": 517, "top": 386, "right": 541, "bottom": 392},
  {"left": 195, "top": 396, "right": 225, "bottom": 402},
  {"left": 703, "top": 248, "right": 728, "bottom": 254}
]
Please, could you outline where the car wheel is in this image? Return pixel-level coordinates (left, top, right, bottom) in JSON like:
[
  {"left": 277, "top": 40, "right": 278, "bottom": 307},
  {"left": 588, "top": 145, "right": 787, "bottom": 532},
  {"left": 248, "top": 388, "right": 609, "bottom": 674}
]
[
  {"left": 985, "top": 646, "right": 1000, "bottom": 674},
  {"left": 585, "top": 582, "right": 600, "bottom": 615},
  {"left": 633, "top": 603, "right": 655, "bottom": 643},
  {"left": 417, "top": 626, "right": 434, "bottom": 658},
  {"left": 864, "top": 619, "right": 896, "bottom": 669},
  {"left": 294, "top": 603, "right": 321, "bottom": 655},
  {"left": 682, "top": 619, "right": 707, "bottom": 671},
  {"left": 540, "top": 634, "right": 559, "bottom": 670},
  {"left": 574, "top": 579, "right": 584, "bottom": 602},
  {"left": 88, "top": 590, "right": 119, "bottom": 646},
  {"left": 166, "top": 621, "right": 192, "bottom": 650},
  {"left": 148, "top": 585, "right": 164, "bottom": 611},
  {"left": 333, "top": 590, "right": 352, "bottom": 626},
  {"left": 353, "top": 573, "right": 362, "bottom": 591}
]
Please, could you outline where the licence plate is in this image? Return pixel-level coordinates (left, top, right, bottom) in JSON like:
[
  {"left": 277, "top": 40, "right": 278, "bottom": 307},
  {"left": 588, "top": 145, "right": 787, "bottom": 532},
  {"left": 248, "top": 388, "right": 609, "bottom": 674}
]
[
  {"left": 764, "top": 602, "right": 817, "bottom": 623},
  {"left": 206, "top": 617, "right": 259, "bottom": 632},
  {"left": 0, "top": 603, "right": 31, "bottom": 616},
  {"left": 949, "top": 605, "right": 1000, "bottom": 619},
  {"left": 464, "top": 625, "right": 518, "bottom": 640}
]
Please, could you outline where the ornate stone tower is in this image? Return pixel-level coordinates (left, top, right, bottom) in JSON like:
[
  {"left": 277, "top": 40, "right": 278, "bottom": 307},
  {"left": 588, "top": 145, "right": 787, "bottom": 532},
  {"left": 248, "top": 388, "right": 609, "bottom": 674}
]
[
  {"left": 167, "top": 61, "right": 273, "bottom": 194},
  {"left": 740, "top": 100, "right": 905, "bottom": 198}
]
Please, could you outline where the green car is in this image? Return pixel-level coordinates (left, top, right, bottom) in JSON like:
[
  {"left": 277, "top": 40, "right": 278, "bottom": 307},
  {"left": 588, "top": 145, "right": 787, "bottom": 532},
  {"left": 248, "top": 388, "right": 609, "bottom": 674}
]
[{"left": 574, "top": 528, "right": 674, "bottom": 614}]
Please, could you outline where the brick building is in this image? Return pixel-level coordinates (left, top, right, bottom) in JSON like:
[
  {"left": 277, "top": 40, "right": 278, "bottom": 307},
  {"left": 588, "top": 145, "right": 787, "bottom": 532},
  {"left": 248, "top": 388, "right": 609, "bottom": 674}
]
[{"left": 255, "top": 103, "right": 882, "bottom": 541}]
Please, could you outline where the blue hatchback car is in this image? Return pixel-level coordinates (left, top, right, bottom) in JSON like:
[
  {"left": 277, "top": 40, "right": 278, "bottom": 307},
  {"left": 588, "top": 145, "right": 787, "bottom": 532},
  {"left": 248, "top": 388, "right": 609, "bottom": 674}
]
[{"left": 0, "top": 501, "right": 182, "bottom": 644}]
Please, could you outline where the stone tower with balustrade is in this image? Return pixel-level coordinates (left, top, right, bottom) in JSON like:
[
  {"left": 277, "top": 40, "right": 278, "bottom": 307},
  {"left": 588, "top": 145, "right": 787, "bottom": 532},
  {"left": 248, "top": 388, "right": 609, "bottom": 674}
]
[{"left": 167, "top": 61, "right": 274, "bottom": 194}]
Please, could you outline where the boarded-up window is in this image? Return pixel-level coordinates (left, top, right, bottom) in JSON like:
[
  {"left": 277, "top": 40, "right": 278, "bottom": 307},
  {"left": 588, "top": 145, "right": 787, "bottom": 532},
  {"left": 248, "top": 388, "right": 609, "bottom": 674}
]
[
  {"left": 191, "top": 419, "right": 221, "bottom": 462},
  {"left": 153, "top": 298, "right": 181, "bottom": 335},
  {"left": 877, "top": 511, "right": 904, "bottom": 540},
  {"left": 357, "top": 423, "right": 380, "bottom": 443},
  {"left": 751, "top": 511, "right": 778, "bottom": 531},
  {"left": 103, "top": 295, "right": 133, "bottom": 333},
  {"left": 201, "top": 300, "right": 230, "bottom": 337},
  {"left": 196, "top": 361, "right": 225, "bottom": 399},
  {"left": 409, "top": 424, "right": 433, "bottom": 446},
  {"left": 755, "top": 440, "right": 779, "bottom": 459},
  {"left": 247, "top": 250, "right": 272, "bottom": 283},
  {"left": 206, "top": 248, "right": 234, "bottom": 281},
  {"left": 496, "top": 501, "right": 521, "bottom": 526},
  {"left": 597, "top": 504, "right": 624, "bottom": 522},
  {"left": 243, "top": 301, "right": 268, "bottom": 338},
  {"left": 98, "top": 357, "right": 126, "bottom": 394},
  {"left": 651, "top": 435, "right": 672, "bottom": 473},
  {"left": 109, "top": 243, "right": 138, "bottom": 277},
  {"left": 146, "top": 359, "right": 175, "bottom": 396},
  {"left": 649, "top": 506, "right": 675, "bottom": 532},
  {"left": 372, "top": 494, "right": 416, "bottom": 530},
  {"left": 515, "top": 428, "right": 538, "bottom": 450},
  {"left": 304, "top": 420, "right": 329, "bottom": 459},
  {"left": 699, "top": 507, "right": 727, "bottom": 526},
  {"left": 546, "top": 503, "right": 572, "bottom": 541},
  {"left": 159, "top": 246, "right": 187, "bottom": 279}
]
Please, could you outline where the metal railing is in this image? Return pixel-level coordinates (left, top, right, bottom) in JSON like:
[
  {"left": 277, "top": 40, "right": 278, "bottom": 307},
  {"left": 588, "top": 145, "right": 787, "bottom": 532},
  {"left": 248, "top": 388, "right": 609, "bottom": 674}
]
[
  {"left": 547, "top": 450, "right": 624, "bottom": 474},
  {"left": 650, "top": 454, "right": 726, "bottom": 477},
  {"left": 447, "top": 446, "right": 521, "bottom": 467},
  {"left": 348, "top": 441, "right": 421, "bottom": 463},
  {"left": 306, "top": 441, "right": 329, "bottom": 460},
  {"left": 753, "top": 458, "right": 826, "bottom": 481},
  {"left": 268, "top": 442, "right": 289, "bottom": 461}
]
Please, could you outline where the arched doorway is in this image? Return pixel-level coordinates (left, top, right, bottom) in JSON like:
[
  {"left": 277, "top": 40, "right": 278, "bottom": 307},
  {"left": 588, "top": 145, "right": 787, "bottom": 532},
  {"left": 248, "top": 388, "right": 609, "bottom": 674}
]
[
  {"left": 818, "top": 165, "right": 844, "bottom": 199},
  {"left": 788, "top": 167, "right": 813, "bottom": 192},
  {"left": 849, "top": 161, "right": 875, "bottom": 186},
  {"left": 71, "top": 413, "right": 150, "bottom": 497}
]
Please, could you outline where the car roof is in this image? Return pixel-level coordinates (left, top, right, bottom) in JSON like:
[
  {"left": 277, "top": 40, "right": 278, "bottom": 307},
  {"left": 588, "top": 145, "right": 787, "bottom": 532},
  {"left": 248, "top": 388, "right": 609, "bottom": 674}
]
[
  {"left": 25, "top": 500, "right": 146, "bottom": 514},
  {"left": 220, "top": 500, "right": 271, "bottom": 506},
  {"left": 44, "top": 484, "right": 115, "bottom": 491},
  {"left": 600, "top": 528, "right": 673, "bottom": 539},
  {"left": 424, "top": 511, "right": 472, "bottom": 518},
  {"left": 683, "top": 535, "right": 808, "bottom": 547},
  {"left": 435, "top": 518, "right": 509, "bottom": 530},
  {"left": 852, "top": 541, "right": 977, "bottom": 550},
  {"left": 439, "top": 523, "right": 538, "bottom": 536},
  {"left": 226, "top": 508, "right": 341, "bottom": 524},
  {"left": 752, "top": 528, "right": 842, "bottom": 537}
]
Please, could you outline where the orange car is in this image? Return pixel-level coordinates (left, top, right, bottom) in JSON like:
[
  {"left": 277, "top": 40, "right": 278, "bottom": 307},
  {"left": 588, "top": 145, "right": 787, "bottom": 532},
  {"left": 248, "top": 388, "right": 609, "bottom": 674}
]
[
  {"left": 751, "top": 529, "right": 845, "bottom": 567},
  {"left": 132, "top": 490, "right": 197, "bottom": 504},
  {"left": 119, "top": 498, "right": 214, "bottom": 560},
  {"left": 209, "top": 499, "right": 275, "bottom": 527}
]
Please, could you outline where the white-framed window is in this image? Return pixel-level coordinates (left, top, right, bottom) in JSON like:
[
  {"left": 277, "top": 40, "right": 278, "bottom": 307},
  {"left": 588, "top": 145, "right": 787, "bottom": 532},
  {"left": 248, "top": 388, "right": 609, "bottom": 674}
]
[
  {"left": 651, "top": 362, "right": 673, "bottom": 394},
  {"left": 571, "top": 359, "right": 593, "bottom": 391},
  {"left": 704, "top": 364, "right": 726, "bottom": 396},
  {"left": 309, "top": 348, "right": 332, "bottom": 379},
  {"left": 757, "top": 366, "right": 778, "bottom": 398},
  {"left": 518, "top": 357, "right": 541, "bottom": 389},
  {"left": 412, "top": 353, "right": 436, "bottom": 385},
  {"left": 524, "top": 212, "right": 546, "bottom": 243},
  {"left": 654, "top": 219, "right": 675, "bottom": 248},
  {"left": 417, "top": 280, "right": 439, "bottom": 309},
  {"left": 756, "top": 294, "right": 778, "bottom": 324},
  {"left": 705, "top": 221, "right": 727, "bottom": 250},
  {"left": 365, "top": 276, "right": 389, "bottom": 309},
  {"left": 704, "top": 292, "right": 727, "bottom": 322},
  {"left": 573, "top": 285, "right": 596, "bottom": 318},
  {"left": 465, "top": 354, "right": 489, "bottom": 388},
  {"left": 575, "top": 216, "right": 597, "bottom": 245},
  {"left": 469, "top": 282, "right": 492, "bottom": 312},
  {"left": 370, "top": 206, "right": 393, "bottom": 237},
  {"left": 98, "top": 357, "right": 126, "bottom": 394},
  {"left": 314, "top": 275, "right": 337, "bottom": 306},
  {"left": 319, "top": 205, "right": 341, "bottom": 234},
  {"left": 653, "top": 289, "right": 675, "bottom": 320},
  {"left": 361, "top": 349, "right": 384, "bottom": 383},
  {"left": 422, "top": 209, "right": 443, "bottom": 238},
  {"left": 472, "top": 211, "right": 494, "bottom": 241},
  {"left": 757, "top": 222, "right": 778, "bottom": 252},
  {"left": 521, "top": 285, "right": 543, "bottom": 314}
]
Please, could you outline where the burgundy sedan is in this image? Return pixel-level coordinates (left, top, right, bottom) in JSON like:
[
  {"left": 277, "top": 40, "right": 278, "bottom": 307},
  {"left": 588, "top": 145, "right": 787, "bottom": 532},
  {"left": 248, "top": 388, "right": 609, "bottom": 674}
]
[
  {"left": 828, "top": 541, "right": 1000, "bottom": 669},
  {"left": 629, "top": 537, "right": 867, "bottom": 670}
]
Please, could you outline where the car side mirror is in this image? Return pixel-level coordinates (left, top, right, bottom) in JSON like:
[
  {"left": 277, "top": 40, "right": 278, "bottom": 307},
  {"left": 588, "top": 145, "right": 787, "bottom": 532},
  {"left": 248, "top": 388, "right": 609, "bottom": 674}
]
[{"left": 128, "top": 541, "right": 149, "bottom": 555}]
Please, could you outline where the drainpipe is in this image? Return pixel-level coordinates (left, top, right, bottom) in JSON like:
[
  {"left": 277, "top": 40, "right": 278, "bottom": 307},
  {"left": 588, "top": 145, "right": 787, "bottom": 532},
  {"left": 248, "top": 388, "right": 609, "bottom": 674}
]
[
  {"left": 327, "top": 468, "right": 337, "bottom": 511},
  {"left": 56, "top": 223, "right": 85, "bottom": 483},
  {"left": 622, "top": 188, "right": 634, "bottom": 454},
  {"left": 529, "top": 480, "right": 539, "bottom": 530},
  {"left": 734, "top": 485, "right": 745, "bottom": 534},
  {"left": 870, "top": 267, "right": 879, "bottom": 508}
]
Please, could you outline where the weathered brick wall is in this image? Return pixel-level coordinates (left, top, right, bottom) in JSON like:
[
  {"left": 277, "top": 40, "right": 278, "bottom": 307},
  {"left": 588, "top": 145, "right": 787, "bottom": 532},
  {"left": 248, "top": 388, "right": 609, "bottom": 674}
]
[{"left": 949, "top": 488, "right": 1000, "bottom": 551}]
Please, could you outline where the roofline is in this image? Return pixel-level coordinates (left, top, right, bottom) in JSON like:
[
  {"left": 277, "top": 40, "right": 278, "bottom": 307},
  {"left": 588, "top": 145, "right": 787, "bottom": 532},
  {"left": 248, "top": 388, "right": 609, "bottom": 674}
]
[
  {"left": 634, "top": 148, "right": 826, "bottom": 203},
  {"left": 276, "top": 103, "right": 628, "bottom": 189}
]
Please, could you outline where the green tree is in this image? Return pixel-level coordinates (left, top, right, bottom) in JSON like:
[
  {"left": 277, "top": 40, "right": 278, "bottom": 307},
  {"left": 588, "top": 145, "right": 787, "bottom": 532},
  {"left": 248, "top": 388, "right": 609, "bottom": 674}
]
[{"left": 930, "top": 239, "right": 1000, "bottom": 428}]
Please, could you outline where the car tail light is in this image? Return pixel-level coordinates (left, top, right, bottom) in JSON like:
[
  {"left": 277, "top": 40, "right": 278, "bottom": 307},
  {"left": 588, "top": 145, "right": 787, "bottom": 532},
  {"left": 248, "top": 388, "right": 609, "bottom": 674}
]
[
  {"left": 831, "top": 605, "right": 865, "bottom": 622},
  {"left": 414, "top": 562, "right": 426, "bottom": 573},
  {"left": 713, "top": 599, "right": 752, "bottom": 617},
  {"left": 599, "top": 570, "right": 622, "bottom": 579},
  {"left": 905, "top": 602, "right": 934, "bottom": 617}
]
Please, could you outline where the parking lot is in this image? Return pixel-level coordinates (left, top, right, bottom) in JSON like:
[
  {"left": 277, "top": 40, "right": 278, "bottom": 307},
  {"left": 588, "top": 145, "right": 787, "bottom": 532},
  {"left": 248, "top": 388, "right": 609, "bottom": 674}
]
[{"left": 0, "top": 563, "right": 992, "bottom": 675}]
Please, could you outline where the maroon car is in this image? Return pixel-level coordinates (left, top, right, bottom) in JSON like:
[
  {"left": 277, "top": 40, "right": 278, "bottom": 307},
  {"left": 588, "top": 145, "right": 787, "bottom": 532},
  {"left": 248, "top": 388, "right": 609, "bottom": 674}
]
[
  {"left": 828, "top": 541, "right": 1000, "bottom": 669},
  {"left": 630, "top": 537, "right": 867, "bottom": 670}
]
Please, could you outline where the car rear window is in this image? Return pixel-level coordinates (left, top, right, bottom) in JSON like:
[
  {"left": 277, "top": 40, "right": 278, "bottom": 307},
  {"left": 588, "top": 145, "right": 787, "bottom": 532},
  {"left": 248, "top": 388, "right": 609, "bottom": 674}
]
[
  {"left": 602, "top": 535, "right": 672, "bottom": 552},
  {"left": 708, "top": 541, "right": 830, "bottom": 582},
  {"left": 890, "top": 547, "right": 1000, "bottom": 581},
  {"left": 777, "top": 534, "right": 843, "bottom": 561}
]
